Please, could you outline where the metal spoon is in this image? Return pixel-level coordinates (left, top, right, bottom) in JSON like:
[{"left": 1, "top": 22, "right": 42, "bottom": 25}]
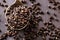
[{"left": 5, "top": 0, "right": 31, "bottom": 31}]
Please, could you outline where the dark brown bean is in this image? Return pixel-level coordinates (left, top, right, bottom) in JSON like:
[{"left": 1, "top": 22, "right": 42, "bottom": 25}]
[
  {"left": 50, "top": 16, "right": 54, "bottom": 20},
  {"left": 53, "top": 3, "right": 57, "bottom": 6},
  {"left": 48, "top": 0, "right": 53, "bottom": 3},
  {"left": 36, "top": 3, "right": 41, "bottom": 6},
  {"left": 57, "top": 5, "right": 60, "bottom": 10},
  {"left": 1, "top": 4, "right": 4, "bottom": 7},
  {"left": 0, "top": 29, "right": 2, "bottom": 32},
  {"left": 55, "top": 19, "right": 59, "bottom": 22},
  {"left": 54, "top": 13, "right": 57, "bottom": 17},
  {"left": 3, "top": 0, "right": 6, "bottom": 3},
  {"left": 5, "top": 5, "right": 8, "bottom": 7},
  {"left": 52, "top": 7, "right": 56, "bottom": 10},
  {"left": 46, "top": 11, "right": 50, "bottom": 15},
  {"left": 21, "top": 0, "right": 27, "bottom": 4},
  {"left": 39, "top": 11, "right": 44, "bottom": 15},
  {"left": 44, "top": 22, "right": 48, "bottom": 26},
  {"left": 48, "top": 5, "right": 52, "bottom": 9},
  {"left": 5, "top": 23, "right": 8, "bottom": 26},
  {"left": 30, "top": 0, "right": 36, "bottom": 3}
]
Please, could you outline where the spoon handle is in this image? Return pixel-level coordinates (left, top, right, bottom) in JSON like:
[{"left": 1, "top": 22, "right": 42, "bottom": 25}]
[
  {"left": 15, "top": 0, "right": 23, "bottom": 5},
  {"left": 15, "top": 0, "right": 21, "bottom": 2}
]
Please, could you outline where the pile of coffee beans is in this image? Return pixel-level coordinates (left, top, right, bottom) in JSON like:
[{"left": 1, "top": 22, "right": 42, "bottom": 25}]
[
  {"left": 5, "top": 5, "right": 30, "bottom": 30},
  {"left": 48, "top": 0, "right": 60, "bottom": 10},
  {"left": 0, "top": 0, "right": 60, "bottom": 40}
]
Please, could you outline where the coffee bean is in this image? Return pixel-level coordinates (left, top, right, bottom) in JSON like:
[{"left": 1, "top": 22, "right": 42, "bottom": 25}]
[
  {"left": 0, "top": 29, "right": 2, "bottom": 32},
  {"left": 21, "top": 0, "right": 27, "bottom": 4},
  {"left": 52, "top": 7, "right": 56, "bottom": 10},
  {"left": 29, "top": 0, "right": 36, "bottom": 3},
  {"left": 44, "top": 22, "right": 48, "bottom": 26},
  {"left": 36, "top": 3, "right": 41, "bottom": 6},
  {"left": 57, "top": 5, "right": 60, "bottom": 10},
  {"left": 49, "top": 38, "right": 54, "bottom": 40},
  {"left": 0, "top": 33, "right": 8, "bottom": 40},
  {"left": 39, "top": 11, "right": 44, "bottom": 15},
  {"left": 53, "top": 3, "right": 57, "bottom": 6},
  {"left": 5, "top": 23, "right": 8, "bottom": 26},
  {"left": 48, "top": 5, "right": 52, "bottom": 9},
  {"left": 46, "top": 11, "right": 50, "bottom": 15},
  {"left": 5, "top": 5, "right": 8, "bottom": 7},
  {"left": 6, "top": 13, "right": 10, "bottom": 16},
  {"left": 1, "top": 4, "right": 4, "bottom": 7},
  {"left": 3, "top": 0, "right": 6, "bottom": 3},
  {"left": 54, "top": 13, "right": 57, "bottom": 17},
  {"left": 50, "top": 16, "right": 54, "bottom": 20},
  {"left": 49, "top": 1, "right": 53, "bottom": 3},
  {"left": 55, "top": 19, "right": 59, "bottom": 22}
]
